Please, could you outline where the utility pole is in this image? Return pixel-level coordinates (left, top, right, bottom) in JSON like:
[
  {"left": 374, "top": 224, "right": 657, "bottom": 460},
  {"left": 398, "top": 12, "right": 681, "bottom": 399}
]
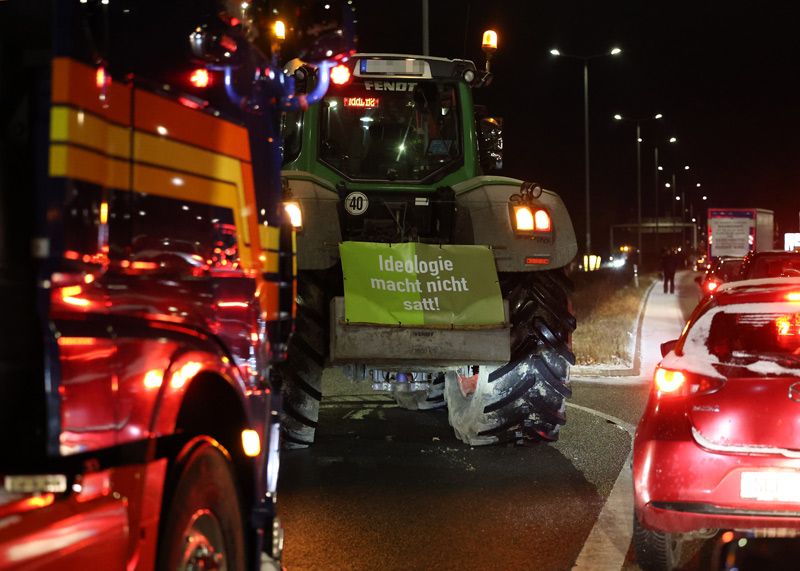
[
  {"left": 422, "top": 0, "right": 429, "bottom": 55},
  {"left": 636, "top": 122, "right": 642, "bottom": 268},
  {"left": 654, "top": 147, "right": 660, "bottom": 255},
  {"left": 583, "top": 61, "right": 591, "bottom": 255}
]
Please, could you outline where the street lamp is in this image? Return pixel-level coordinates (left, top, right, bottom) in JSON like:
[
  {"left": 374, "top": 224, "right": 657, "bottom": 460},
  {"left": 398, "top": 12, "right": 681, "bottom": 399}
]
[
  {"left": 613, "top": 112, "right": 663, "bottom": 268},
  {"left": 550, "top": 46, "right": 622, "bottom": 257}
]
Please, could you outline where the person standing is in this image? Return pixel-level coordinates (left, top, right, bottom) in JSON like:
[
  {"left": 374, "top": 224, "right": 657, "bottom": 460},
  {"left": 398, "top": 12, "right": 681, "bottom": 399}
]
[{"left": 660, "top": 248, "right": 678, "bottom": 294}]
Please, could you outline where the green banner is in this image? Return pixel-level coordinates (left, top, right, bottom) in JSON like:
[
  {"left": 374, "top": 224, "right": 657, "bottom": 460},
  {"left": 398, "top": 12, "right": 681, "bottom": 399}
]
[{"left": 340, "top": 241, "right": 505, "bottom": 327}]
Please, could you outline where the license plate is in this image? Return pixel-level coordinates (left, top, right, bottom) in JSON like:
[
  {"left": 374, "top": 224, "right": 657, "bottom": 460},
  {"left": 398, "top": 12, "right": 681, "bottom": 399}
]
[{"left": 741, "top": 471, "right": 800, "bottom": 502}]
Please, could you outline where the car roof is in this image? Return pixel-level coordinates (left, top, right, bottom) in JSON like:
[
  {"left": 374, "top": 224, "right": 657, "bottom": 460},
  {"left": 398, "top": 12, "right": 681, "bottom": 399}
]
[
  {"left": 746, "top": 250, "right": 800, "bottom": 258},
  {"left": 714, "top": 277, "right": 800, "bottom": 304}
]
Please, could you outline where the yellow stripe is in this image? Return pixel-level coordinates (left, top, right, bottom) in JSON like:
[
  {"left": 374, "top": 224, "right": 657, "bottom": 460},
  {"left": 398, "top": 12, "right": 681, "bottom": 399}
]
[
  {"left": 259, "top": 226, "right": 281, "bottom": 252},
  {"left": 50, "top": 106, "right": 131, "bottom": 159},
  {"left": 257, "top": 251, "right": 280, "bottom": 273},
  {"left": 134, "top": 132, "right": 249, "bottom": 244},
  {"left": 133, "top": 164, "right": 253, "bottom": 266},
  {"left": 49, "top": 144, "right": 130, "bottom": 189}
]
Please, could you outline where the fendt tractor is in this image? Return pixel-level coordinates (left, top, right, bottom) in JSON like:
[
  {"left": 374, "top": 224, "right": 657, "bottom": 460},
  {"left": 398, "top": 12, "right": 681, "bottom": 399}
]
[
  {"left": 0, "top": 0, "right": 353, "bottom": 568},
  {"left": 279, "top": 35, "right": 578, "bottom": 447}
]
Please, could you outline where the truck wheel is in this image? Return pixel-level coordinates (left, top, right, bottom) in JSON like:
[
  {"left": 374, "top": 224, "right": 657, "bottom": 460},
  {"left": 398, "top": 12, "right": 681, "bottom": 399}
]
[
  {"left": 444, "top": 270, "right": 575, "bottom": 445},
  {"left": 633, "top": 515, "right": 683, "bottom": 571},
  {"left": 157, "top": 442, "right": 246, "bottom": 571},
  {"left": 278, "top": 270, "right": 330, "bottom": 448},
  {"left": 393, "top": 374, "right": 446, "bottom": 410}
]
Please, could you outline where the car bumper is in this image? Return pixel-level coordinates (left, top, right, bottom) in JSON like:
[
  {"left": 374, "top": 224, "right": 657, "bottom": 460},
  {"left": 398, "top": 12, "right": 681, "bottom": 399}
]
[{"left": 634, "top": 438, "right": 800, "bottom": 532}]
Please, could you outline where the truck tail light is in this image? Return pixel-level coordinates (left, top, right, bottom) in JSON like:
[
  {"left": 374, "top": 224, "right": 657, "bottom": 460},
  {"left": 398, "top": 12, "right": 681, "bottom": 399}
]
[
  {"left": 189, "top": 68, "right": 211, "bottom": 88},
  {"left": 330, "top": 64, "right": 351, "bottom": 85},
  {"left": 241, "top": 429, "right": 261, "bottom": 457}
]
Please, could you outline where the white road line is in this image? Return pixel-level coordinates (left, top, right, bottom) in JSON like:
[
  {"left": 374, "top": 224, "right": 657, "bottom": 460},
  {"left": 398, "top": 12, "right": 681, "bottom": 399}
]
[{"left": 567, "top": 402, "right": 635, "bottom": 571}]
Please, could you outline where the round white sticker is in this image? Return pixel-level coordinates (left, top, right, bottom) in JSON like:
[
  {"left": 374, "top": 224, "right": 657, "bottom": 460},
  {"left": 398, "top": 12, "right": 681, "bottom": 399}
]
[{"left": 344, "top": 191, "right": 369, "bottom": 215}]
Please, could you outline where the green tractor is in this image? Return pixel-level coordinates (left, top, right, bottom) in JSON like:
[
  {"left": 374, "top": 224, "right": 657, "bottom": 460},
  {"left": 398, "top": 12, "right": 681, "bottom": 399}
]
[{"left": 279, "top": 45, "right": 577, "bottom": 447}]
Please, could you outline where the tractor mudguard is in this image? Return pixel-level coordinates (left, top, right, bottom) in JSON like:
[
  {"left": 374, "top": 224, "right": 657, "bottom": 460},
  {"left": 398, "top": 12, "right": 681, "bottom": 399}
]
[
  {"left": 452, "top": 175, "right": 577, "bottom": 272},
  {"left": 284, "top": 171, "right": 342, "bottom": 270}
]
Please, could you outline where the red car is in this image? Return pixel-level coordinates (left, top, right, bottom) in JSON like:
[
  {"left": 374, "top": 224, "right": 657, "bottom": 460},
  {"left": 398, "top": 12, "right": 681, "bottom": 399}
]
[{"left": 633, "top": 277, "right": 800, "bottom": 570}]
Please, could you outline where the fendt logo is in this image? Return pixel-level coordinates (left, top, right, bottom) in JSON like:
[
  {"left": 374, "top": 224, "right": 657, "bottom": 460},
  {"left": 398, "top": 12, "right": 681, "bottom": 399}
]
[{"left": 364, "top": 81, "right": 418, "bottom": 92}]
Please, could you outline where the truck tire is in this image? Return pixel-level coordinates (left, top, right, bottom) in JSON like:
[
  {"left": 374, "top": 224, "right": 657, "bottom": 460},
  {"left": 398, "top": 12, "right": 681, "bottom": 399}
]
[
  {"left": 444, "top": 269, "right": 575, "bottom": 445},
  {"left": 393, "top": 373, "right": 446, "bottom": 410},
  {"left": 157, "top": 442, "right": 246, "bottom": 570},
  {"left": 277, "top": 270, "right": 330, "bottom": 448},
  {"left": 633, "top": 515, "right": 683, "bottom": 571}
]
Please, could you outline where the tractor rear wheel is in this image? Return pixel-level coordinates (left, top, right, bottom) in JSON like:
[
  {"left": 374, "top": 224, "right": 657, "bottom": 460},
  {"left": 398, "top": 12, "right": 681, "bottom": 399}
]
[
  {"left": 444, "top": 269, "right": 575, "bottom": 445},
  {"left": 277, "top": 270, "right": 331, "bottom": 448}
]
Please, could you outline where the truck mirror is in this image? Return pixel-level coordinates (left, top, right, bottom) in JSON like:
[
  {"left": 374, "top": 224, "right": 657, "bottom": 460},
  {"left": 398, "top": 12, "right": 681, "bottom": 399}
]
[
  {"left": 189, "top": 24, "right": 244, "bottom": 66},
  {"left": 478, "top": 117, "right": 503, "bottom": 172}
]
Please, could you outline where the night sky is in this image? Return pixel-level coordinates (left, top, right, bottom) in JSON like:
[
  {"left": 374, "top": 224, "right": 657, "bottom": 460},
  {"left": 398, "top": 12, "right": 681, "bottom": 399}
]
[{"left": 354, "top": 1, "right": 800, "bottom": 256}]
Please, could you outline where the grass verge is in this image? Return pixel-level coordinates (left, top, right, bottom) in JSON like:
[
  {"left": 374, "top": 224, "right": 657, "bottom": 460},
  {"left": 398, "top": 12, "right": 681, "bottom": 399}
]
[{"left": 571, "top": 269, "right": 656, "bottom": 366}]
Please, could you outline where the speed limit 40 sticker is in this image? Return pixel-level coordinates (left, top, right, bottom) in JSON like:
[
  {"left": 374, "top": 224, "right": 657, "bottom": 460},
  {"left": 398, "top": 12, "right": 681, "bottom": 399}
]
[{"left": 344, "top": 192, "right": 369, "bottom": 215}]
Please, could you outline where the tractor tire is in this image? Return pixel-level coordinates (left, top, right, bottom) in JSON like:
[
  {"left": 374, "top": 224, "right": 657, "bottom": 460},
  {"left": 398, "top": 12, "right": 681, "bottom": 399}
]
[
  {"left": 157, "top": 442, "right": 246, "bottom": 571},
  {"left": 633, "top": 515, "right": 683, "bottom": 571},
  {"left": 277, "top": 270, "right": 331, "bottom": 448},
  {"left": 393, "top": 374, "right": 446, "bottom": 411},
  {"left": 444, "top": 269, "right": 575, "bottom": 445}
]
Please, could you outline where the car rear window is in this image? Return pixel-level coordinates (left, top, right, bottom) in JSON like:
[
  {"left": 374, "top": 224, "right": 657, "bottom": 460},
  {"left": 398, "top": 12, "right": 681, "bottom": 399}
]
[
  {"left": 681, "top": 302, "right": 800, "bottom": 376},
  {"left": 718, "top": 259, "right": 742, "bottom": 280},
  {"left": 749, "top": 256, "right": 800, "bottom": 279}
]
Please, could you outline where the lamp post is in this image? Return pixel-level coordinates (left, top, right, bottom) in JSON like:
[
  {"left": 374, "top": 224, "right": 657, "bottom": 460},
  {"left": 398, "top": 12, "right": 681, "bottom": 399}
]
[
  {"left": 654, "top": 136, "right": 677, "bottom": 254},
  {"left": 550, "top": 46, "right": 622, "bottom": 258},
  {"left": 613, "top": 113, "right": 663, "bottom": 267}
]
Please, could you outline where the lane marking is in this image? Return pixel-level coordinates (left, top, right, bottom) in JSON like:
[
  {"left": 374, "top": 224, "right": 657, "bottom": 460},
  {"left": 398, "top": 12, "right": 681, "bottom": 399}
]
[
  {"left": 571, "top": 376, "right": 649, "bottom": 386},
  {"left": 566, "top": 402, "right": 636, "bottom": 436},
  {"left": 567, "top": 402, "right": 635, "bottom": 571}
]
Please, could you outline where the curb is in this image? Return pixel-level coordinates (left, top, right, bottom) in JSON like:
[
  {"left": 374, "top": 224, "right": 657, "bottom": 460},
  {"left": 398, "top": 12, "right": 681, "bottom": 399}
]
[{"left": 571, "top": 279, "right": 657, "bottom": 378}]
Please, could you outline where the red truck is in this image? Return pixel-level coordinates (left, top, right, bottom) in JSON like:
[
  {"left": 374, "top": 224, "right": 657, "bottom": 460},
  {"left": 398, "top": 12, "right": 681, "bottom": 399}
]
[{"left": 0, "top": 1, "right": 353, "bottom": 568}]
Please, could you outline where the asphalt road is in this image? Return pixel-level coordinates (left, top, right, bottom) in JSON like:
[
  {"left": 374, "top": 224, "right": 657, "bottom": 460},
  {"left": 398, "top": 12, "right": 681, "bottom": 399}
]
[{"left": 277, "top": 272, "right": 704, "bottom": 571}]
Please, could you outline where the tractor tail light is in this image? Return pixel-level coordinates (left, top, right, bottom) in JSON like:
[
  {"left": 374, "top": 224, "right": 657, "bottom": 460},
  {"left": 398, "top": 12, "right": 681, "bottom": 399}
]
[
  {"left": 534, "top": 209, "right": 551, "bottom": 231},
  {"left": 513, "top": 205, "right": 534, "bottom": 231}
]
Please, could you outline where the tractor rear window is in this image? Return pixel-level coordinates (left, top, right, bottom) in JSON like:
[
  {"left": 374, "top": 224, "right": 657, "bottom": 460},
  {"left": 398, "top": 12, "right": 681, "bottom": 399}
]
[{"left": 319, "top": 81, "right": 461, "bottom": 181}]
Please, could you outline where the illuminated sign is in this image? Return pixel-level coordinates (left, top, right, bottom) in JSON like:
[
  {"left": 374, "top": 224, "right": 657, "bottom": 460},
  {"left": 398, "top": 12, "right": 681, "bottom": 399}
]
[{"left": 344, "top": 97, "right": 380, "bottom": 108}]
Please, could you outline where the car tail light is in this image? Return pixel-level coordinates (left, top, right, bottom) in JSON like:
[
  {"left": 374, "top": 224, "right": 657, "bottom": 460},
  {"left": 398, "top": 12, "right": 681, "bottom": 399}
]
[
  {"left": 654, "top": 367, "right": 724, "bottom": 397},
  {"left": 704, "top": 280, "right": 720, "bottom": 294},
  {"left": 787, "top": 292, "right": 800, "bottom": 302},
  {"left": 655, "top": 367, "right": 686, "bottom": 394}
]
